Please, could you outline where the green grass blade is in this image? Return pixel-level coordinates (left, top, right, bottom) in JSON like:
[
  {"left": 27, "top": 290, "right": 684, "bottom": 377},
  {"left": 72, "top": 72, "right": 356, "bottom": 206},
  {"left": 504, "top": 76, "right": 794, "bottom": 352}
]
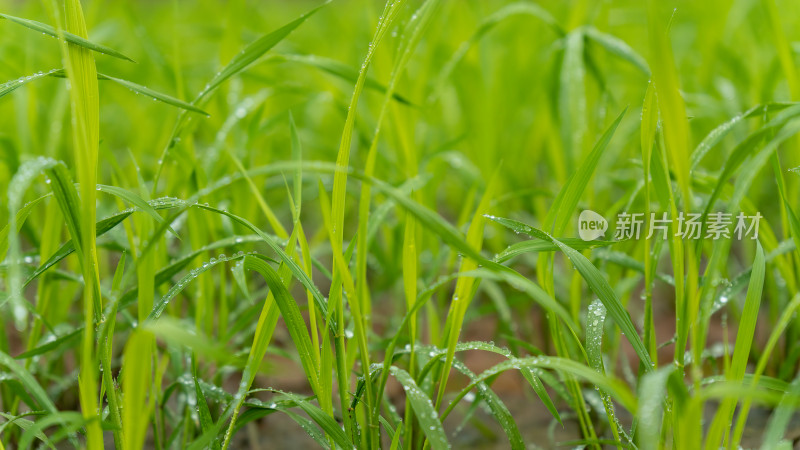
[
  {"left": 544, "top": 107, "right": 627, "bottom": 234},
  {"left": 636, "top": 366, "right": 674, "bottom": 450},
  {"left": 96, "top": 184, "right": 178, "bottom": 237},
  {"left": 0, "top": 13, "right": 134, "bottom": 61},
  {"left": 584, "top": 26, "right": 650, "bottom": 75},
  {"left": 196, "top": 3, "right": 328, "bottom": 103},
  {"left": 495, "top": 238, "right": 617, "bottom": 263},
  {"left": 0, "top": 350, "right": 58, "bottom": 414},
  {"left": 761, "top": 373, "right": 800, "bottom": 450},
  {"left": 122, "top": 329, "right": 154, "bottom": 450},
  {"left": 487, "top": 215, "right": 654, "bottom": 370},
  {"left": 390, "top": 366, "right": 449, "bottom": 450},
  {"left": 586, "top": 300, "right": 624, "bottom": 444},
  {"left": 646, "top": 0, "right": 692, "bottom": 204},
  {"left": 97, "top": 73, "right": 209, "bottom": 115},
  {"left": 242, "top": 255, "right": 319, "bottom": 393},
  {"left": 705, "top": 243, "right": 765, "bottom": 448},
  {"left": 272, "top": 391, "right": 353, "bottom": 449},
  {"left": 280, "top": 53, "right": 413, "bottom": 105}
]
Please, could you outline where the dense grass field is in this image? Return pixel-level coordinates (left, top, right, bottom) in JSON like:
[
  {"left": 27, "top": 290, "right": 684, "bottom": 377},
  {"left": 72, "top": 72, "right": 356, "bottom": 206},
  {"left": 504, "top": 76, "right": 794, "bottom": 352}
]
[{"left": 2, "top": 0, "right": 800, "bottom": 448}]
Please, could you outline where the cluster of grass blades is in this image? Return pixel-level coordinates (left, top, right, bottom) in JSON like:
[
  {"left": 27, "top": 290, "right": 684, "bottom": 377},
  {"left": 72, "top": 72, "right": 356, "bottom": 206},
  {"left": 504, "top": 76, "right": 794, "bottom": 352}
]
[{"left": 2, "top": 0, "right": 800, "bottom": 448}]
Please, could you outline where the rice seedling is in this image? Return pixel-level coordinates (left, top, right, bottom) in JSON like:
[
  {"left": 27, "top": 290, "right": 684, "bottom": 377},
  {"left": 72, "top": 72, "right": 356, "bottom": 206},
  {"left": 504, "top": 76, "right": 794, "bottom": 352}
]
[{"left": 2, "top": 0, "right": 800, "bottom": 448}]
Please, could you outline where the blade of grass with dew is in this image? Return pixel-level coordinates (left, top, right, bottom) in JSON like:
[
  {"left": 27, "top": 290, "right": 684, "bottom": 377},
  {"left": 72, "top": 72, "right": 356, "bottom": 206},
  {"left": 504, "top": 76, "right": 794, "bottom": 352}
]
[
  {"left": 494, "top": 238, "right": 617, "bottom": 263},
  {"left": 586, "top": 300, "right": 624, "bottom": 445},
  {"left": 0, "top": 13, "right": 133, "bottom": 61},
  {"left": 0, "top": 69, "right": 62, "bottom": 100},
  {"left": 488, "top": 216, "right": 654, "bottom": 370},
  {"left": 268, "top": 391, "right": 353, "bottom": 449},
  {"left": 695, "top": 120, "right": 800, "bottom": 381},
  {"left": 440, "top": 356, "right": 637, "bottom": 419},
  {"left": 0, "top": 412, "right": 50, "bottom": 448},
  {"left": 0, "top": 193, "right": 48, "bottom": 263},
  {"left": 704, "top": 242, "right": 765, "bottom": 449},
  {"left": 450, "top": 359, "right": 525, "bottom": 450},
  {"left": 390, "top": 366, "right": 449, "bottom": 450},
  {"left": 6, "top": 68, "right": 208, "bottom": 114},
  {"left": 414, "top": 340, "right": 562, "bottom": 426}
]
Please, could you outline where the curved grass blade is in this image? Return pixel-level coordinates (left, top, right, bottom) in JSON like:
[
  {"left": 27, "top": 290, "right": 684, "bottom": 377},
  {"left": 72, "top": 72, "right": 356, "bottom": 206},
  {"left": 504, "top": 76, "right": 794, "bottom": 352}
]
[
  {"left": 271, "top": 391, "right": 353, "bottom": 449},
  {"left": 0, "top": 194, "right": 49, "bottom": 262},
  {"left": 544, "top": 107, "right": 627, "bottom": 234},
  {"left": 441, "top": 356, "right": 637, "bottom": 418},
  {"left": 23, "top": 197, "right": 184, "bottom": 289},
  {"left": 153, "top": 1, "right": 329, "bottom": 189},
  {"left": 0, "top": 13, "right": 134, "bottom": 62},
  {"left": 450, "top": 359, "right": 525, "bottom": 449},
  {"left": 242, "top": 255, "right": 319, "bottom": 393},
  {"left": 586, "top": 300, "right": 626, "bottom": 445},
  {"left": 279, "top": 53, "right": 413, "bottom": 105},
  {"left": 389, "top": 366, "right": 449, "bottom": 450},
  {"left": 196, "top": 2, "right": 329, "bottom": 103},
  {"left": 97, "top": 73, "right": 209, "bottom": 115},
  {"left": 0, "top": 412, "right": 50, "bottom": 448},
  {"left": 95, "top": 184, "right": 178, "bottom": 237},
  {"left": 487, "top": 215, "right": 654, "bottom": 371},
  {"left": 690, "top": 102, "right": 799, "bottom": 170},
  {"left": 413, "top": 341, "right": 562, "bottom": 426},
  {"left": 0, "top": 350, "right": 58, "bottom": 414},
  {"left": 122, "top": 329, "right": 154, "bottom": 450},
  {"left": 14, "top": 327, "right": 82, "bottom": 359},
  {"left": 494, "top": 238, "right": 617, "bottom": 263},
  {"left": 18, "top": 412, "right": 85, "bottom": 450},
  {"left": 432, "top": 1, "right": 563, "bottom": 100},
  {"left": 47, "top": 69, "right": 209, "bottom": 114},
  {"left": 0, "top": 69, "right": 62, "bottom": 100},
  {"left": 584, "top": 26, "right": 650, "bottom": 75},
  {"left": 636, "top": 366, "right": 674, "bottom": 449}
]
